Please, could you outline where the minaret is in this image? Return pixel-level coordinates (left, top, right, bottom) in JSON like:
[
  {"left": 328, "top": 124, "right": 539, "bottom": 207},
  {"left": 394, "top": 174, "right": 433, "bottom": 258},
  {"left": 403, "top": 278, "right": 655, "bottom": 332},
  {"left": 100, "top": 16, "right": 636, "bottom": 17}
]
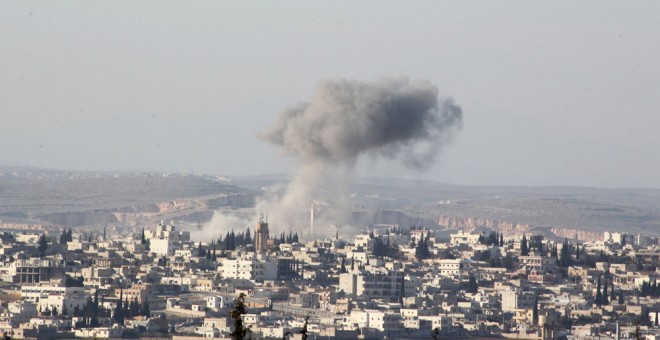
[
  {"left": 310, "top": 203, "right": 315, "bottom": 235},
  {"left": 254, "top": 216, "right": 269, "bottom": 253}
]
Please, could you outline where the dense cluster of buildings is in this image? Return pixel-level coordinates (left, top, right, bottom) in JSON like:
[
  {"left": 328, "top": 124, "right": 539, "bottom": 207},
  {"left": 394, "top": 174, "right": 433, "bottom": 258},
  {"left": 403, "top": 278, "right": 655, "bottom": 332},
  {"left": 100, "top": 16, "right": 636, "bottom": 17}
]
[{"left": 1, "top": 221, "right": 660, "bottom": 339}]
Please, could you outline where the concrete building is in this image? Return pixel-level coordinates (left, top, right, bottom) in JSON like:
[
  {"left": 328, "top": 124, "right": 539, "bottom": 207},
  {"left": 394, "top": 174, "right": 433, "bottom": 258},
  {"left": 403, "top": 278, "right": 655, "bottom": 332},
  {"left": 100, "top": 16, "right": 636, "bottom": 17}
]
[
  {"left": 21, "top": 283, "right": 87, "bottom": 314},
  {"left": 206, "top": 296, "right": 234, "bottom": 311},
  {"left": 501, "top": 289, "right": 536, "bottom": 312},
  {"left": 220, "top": 255, "right": 278, "bottom": 282},
  {"left": 438, "top": 259, "right": 465, "bottom": 277},
  {"left": 450, "top": 231, "right": 480, "bottom": 246},
  {"left": 4, "top": 258, "right": 66, "bottom": 284},
  {"left": 518, "top": 256, "right": 557, "bottom": 273},
  {"left": 146, "top": 222, "right": 189, "bottom": 256},
  {"left": 145, "top": 222, "right": 190, "bottom": 242},
  {"left": 339, "top": 266, "right": 407, "bottom": 299},
  {"left": 149, "top": 238, "right": 174, "bottom": 256}
]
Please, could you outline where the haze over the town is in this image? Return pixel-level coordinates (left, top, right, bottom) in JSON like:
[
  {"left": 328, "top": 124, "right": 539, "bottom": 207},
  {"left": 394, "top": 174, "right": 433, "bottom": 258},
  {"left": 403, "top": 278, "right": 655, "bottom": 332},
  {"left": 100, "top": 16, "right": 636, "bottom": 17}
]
[{"left": 2, "top": 1, "right": 660, "bottom": 188}]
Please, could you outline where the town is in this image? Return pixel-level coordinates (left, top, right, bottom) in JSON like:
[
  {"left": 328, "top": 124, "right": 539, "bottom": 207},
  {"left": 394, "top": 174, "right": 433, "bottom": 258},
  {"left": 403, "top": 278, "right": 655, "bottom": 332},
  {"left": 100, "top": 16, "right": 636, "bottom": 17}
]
[{"left": 1, "top": 220, "right": 659, "bottom": 340}]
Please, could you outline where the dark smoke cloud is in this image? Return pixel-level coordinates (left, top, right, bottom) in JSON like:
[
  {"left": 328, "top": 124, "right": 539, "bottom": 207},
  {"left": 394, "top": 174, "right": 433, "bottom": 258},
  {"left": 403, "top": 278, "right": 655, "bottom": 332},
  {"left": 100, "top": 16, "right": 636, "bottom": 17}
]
[
  {"left": 262, "top": 77, "right": 462, "bottom": 169},
  {"left": 257, "top": 77, "right": 462, "bottom": 238}
]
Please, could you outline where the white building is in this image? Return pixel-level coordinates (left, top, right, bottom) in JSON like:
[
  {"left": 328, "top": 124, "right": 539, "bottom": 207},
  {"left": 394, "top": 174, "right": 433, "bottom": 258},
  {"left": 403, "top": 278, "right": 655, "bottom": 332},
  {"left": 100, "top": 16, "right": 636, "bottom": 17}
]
[
  {"left": 219, "top": 256, "right": 278, "bottom": 282},
  {"left": 146, "top": 222, "right": 190, "bottom": 256},
  {"left": 367, "top": 311, "right": 403, "bottom": 332},
  {"left": 353, "top": 234, "right": 373, "bottom": 251},
  {"left": 450, "top": 231, "right": 480, "bottom": 246},
  {"left": 346, "top": 310, "right": 402, "bottom": 332},
  {"left": 150, "top": 238, "right": 174, "bottom": 257},
  {"left": 518, "top": 256, "right": 557, "bottom": 273},
  {"left": 145, "top": 222, "right": 191, "bottom": 242},
  {"left": 438, "top": 259, "right": 465, "bottom": 277},
  {"left": 75, "top": 327, "right": 123, "bottom": 338},
  {"left": 206, "top": 295, "right": 234, "bottom": 311},
  {"left": 339, "top": 265, "right": 408, "bottom": 299},
  {"left": 21, "top": 283, "right": 87, "bottom": 315}
]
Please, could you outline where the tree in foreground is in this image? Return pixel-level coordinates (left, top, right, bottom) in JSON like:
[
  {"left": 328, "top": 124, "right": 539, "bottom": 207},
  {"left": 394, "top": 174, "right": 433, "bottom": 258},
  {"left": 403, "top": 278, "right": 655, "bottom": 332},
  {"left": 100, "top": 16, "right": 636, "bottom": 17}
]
[
  {"left": 230, "top": 293, "right": 251, "bottom": 340},
  {"left": 300, "top": 316, "right": 309, "bottom": 340}
]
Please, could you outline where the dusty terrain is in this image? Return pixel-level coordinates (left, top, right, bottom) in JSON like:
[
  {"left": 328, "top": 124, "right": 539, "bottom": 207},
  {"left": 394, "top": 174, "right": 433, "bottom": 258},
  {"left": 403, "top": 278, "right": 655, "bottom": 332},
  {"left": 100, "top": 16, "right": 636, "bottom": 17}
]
[{"left": 1, "top": 166, "right": 659, "bottom": 241}]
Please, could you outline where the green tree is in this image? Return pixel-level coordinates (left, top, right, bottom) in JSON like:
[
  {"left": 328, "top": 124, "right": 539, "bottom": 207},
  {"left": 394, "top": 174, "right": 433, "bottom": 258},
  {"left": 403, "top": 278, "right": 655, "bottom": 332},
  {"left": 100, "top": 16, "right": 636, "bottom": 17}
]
[
  {"left": 59, "top": 229, "right": 68, "bottom": 244},
  {"left": 415, "top": 234, "right": 430, "bottom": 261},
  {"left": 130, "top": 297, "right": 140, "bottom": 318},
  {"left": 198, "top": 242, "right": 206, "bottom": 257},
  {"left": 532, "top": 296, "right": 539, "bottom": 325},
  {"left": 595, "top": 276, "right": 603, "bottom": 306},
  {"left": 520, "top": 235, "right": 529, "bottom": 256},
  {"left": 487, "top": 232, "right": 498, "bottom": 246},
  {"left": 142, "top": 298, "right": 151, "bottom": 318},
  {"left": 467, "top": 274, "right": 479, "bottom": 293},
  {"left": 37, "top": 233, "right": 48, "bottom": 257},
  {"left": 559, "top": 238, "right": 572, "bottom": 267},
  {"left": 114, "top": 290, "right": 124, "bottom": 325},
  {"left": 90, "top": 290, "right": 100, "bottom": 327},
  {"left": 123, "top": 299, "right": 129, "bottom": 320}
]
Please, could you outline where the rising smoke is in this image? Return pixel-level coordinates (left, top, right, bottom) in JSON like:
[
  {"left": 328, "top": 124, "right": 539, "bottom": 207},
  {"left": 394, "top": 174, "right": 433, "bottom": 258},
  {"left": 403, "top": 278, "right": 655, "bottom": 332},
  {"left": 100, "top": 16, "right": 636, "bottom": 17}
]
[{"left": 257, "top": 77, "right": 463, "bottom": 237}]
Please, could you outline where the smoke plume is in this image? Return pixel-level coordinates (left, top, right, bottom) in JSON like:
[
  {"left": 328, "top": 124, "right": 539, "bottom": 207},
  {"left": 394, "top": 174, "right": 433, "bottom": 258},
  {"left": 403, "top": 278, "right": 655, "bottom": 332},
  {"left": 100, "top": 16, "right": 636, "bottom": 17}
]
[{"left": 258, "top": 77, "right": 463, "bottom": 237}]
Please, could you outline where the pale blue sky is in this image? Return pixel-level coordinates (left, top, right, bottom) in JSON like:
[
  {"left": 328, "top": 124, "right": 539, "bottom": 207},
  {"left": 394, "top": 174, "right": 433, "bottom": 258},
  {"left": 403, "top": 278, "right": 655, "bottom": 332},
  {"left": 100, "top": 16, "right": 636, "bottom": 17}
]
[{"left": 1, "top": 1, "right": 659, "bottom": 187}]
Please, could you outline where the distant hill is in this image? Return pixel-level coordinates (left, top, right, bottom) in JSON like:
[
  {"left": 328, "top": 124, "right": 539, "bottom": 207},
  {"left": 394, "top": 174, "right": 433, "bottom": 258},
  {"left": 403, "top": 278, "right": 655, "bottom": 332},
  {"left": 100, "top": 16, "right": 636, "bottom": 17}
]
[
  {"left": 1, "top": 167, "right": 659, "bottom": 237},
  {"left": 0, "top": 165, "right": 254, "bottom": 228}
]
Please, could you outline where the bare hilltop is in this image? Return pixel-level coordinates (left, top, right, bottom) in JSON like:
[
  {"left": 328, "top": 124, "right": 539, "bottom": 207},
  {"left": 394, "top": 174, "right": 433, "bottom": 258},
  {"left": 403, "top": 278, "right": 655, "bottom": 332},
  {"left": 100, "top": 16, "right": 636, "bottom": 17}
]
[{"left": 1, "top": 166, "right": 659, "bottom": 241}]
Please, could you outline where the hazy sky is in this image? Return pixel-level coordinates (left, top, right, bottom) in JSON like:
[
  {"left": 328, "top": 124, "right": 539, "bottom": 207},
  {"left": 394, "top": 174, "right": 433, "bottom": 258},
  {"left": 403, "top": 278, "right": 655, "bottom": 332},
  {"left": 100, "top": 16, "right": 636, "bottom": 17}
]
[{"left": 1, "top": 1, "right": 659, "bottom": 188}]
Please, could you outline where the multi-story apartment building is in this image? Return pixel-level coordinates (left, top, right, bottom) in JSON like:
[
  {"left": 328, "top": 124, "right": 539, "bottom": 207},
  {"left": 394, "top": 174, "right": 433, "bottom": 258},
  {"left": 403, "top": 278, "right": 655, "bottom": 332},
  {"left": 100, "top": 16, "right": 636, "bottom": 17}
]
[
  {"left": 3, "top": 258, "right": 66, "bottom": 284},
  {"left": 450, "top": 231, "right": 481, "bottom": 246},
  {"left": 518, "top": 256, "right": 557, "bottom": 273},
  {"left": 21, "top": 283, "right": 87, "bottom": 314},
  {"left": 339, "top": 266, "right": 407, "bottom": 299},
  {"left": 501, "top": 289, "right": 536, "bottom": 312}
]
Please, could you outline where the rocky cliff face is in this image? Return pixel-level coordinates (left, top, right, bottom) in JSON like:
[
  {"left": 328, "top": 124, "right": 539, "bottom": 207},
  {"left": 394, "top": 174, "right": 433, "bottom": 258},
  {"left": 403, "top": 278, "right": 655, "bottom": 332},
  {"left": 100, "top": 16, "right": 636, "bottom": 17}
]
[
  {"left": 550, "top": 227, "right": 603, "bottom": 242},
  {"left": 435, "top": 215, "right": 605, "bottom": 241},
  {"left": 38, "top": 211, "right": 120, "bottom": 226},
  {"left": 436, "top": 215, "right": 531, "bottom": 234},
  {"left": 352, "top": 210, "right": 436, "bottom": 229},
  {"left": 32, "top": 193, "right": 256, "bottom": 228}
]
